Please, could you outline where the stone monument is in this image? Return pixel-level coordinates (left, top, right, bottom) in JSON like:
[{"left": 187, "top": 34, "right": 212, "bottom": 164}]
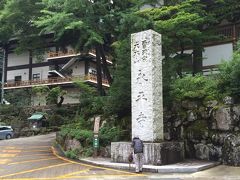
[
  {"left": 131, "top": 29, "right": 163, "bottom": 142},
  {"left": 111, "top": 30, "right": 184, "bottom": 165}
]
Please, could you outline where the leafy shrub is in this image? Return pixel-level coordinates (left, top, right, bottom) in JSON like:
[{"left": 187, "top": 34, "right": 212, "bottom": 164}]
[
  {"left": 60, "top": 123, "right": 93, "bottom": 146},
  {"left": 171, "top": 74, "right": 219, "bottom": 101},
  {"left": 65, "top": 149, "right": 79, "bottom": 159},
  {"left": 0, "top": 105, "right": 19, "bottom": 116},
  {"left": 47, "top": 114, "right": 65, "bottom": 126},
  {"left": 218, "top": 46, "right": 240, "bottom": 99},
  {"left": 99, "top": 125, "right": 123, "bottom": 147},
  {"left": 82, "top": 147, "right": 94, "bottom": 157}
]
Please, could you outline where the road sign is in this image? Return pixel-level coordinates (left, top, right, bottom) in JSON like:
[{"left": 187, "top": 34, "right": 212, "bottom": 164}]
[{"left": 93, "top": 134, "right": 99, "bottom": 148}]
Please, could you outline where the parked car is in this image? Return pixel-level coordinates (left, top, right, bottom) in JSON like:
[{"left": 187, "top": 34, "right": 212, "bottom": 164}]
[{"left": 0, "top": 126, "right": 14, "bottom": 140}]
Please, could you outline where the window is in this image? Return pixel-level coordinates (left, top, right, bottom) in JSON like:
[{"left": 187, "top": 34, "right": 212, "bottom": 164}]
[
  {"left": 33, "top": 73, "right": 41, "bottom": 80},
  {"left": 0, "top": 127, "right": 10, "bottom": 131},
  {"left": 14, "top": 76, "right": 22, "bottom": 82},
  {"left": 89, "top": 69, "right": 97, "bottom": 75}
]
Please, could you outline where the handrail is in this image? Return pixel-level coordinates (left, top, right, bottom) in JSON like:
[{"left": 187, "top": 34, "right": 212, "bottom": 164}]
[
  {"left": 47, "top": 50, "right": 77, "bottom": 58},
  {"left": 4, "top": 74, "right": 109, "bottom": 88}
]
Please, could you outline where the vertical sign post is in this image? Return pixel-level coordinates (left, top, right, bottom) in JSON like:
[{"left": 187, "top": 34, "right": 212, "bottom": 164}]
[{"left": 93, "top": 116, "right": 101, "bottom": 157}]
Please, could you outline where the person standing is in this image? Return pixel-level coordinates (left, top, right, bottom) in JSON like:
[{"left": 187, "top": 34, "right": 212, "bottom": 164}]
[{"left": 131, "top": 136, "right": 144, "bottom": 173}]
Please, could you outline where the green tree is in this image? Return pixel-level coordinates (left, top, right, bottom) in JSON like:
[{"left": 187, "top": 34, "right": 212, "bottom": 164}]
[
  {"left": 34, "top": 0, "right": 158, "bottom": 95},
  {"left": 104, "top": 40, "right": 131, "bottom": 117},
  {"left": 4, "top": 89, "right": 32, "bottom": 107},
  {"left": 138, "top": 0, "right": 216, "bottom": 76},
  {"left": 32, "top": 86, "right": 66, "bottom": 106},
  {"left": 217, "top": 42, "right": 240, "bottom": 99},
  {"left": 0, "top": 0, "right": 45, "bottom": 51}
]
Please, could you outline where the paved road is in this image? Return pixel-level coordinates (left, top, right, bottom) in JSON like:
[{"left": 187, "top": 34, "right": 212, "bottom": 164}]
[
  {"left": 1, "top": 134, "right": 240, "bottom": 180},
  {"left": 0, "top": 133, "right": 147, "bottom": 180}
]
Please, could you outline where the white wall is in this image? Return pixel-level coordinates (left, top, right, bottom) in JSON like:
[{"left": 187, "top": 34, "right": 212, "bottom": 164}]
[
  {"left": 61, "top": 87, "right": 80, "bottom": 104},
  {"left": 7, "top": 69, "right": 29, "bottom": 81},
  {"left": 71, "top": 61, "right": 85, "bottom": 76},
  {"left": 32, "top": 67, "right": 49, "bottom": 80},
  {"left": 8, "top": 52, "right": 29, "bottom": 66},
  {"left": 203, "top": 43, "right": 233, "bottom": 66}
]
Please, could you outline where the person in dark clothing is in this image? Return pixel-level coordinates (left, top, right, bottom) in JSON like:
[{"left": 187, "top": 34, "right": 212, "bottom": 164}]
[{"left": 131, "top": 136, "right": 144, "bottom": 173}]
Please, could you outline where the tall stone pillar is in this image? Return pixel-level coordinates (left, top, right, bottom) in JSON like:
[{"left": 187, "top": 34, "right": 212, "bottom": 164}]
[
  {"left": 131, "top": 29, "right": 163, "bottom": 142},
  {"left": 111, "top": 30, "right": 184, "bottom": 165}
]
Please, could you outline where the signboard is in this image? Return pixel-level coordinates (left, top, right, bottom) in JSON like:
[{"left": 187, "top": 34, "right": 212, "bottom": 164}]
[
  {"left": 93, "top": 116, "right": 101, "bottom": 155},
  {"left": 93, "top": 134, "right": 99, "bottom": 148},
  {"left": 93, "top": 116, "right": 101, "bottom": 134}
]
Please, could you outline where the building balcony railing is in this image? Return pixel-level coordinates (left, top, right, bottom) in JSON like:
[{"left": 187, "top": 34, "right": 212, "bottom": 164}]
[
  {"left": 204, "top": 24, "right": 240, "bottom": 45},
  {"left": 47, "top": 49, "right": 112, "bottom": 64},
  {"left": 4, "top": 74, "right": 109, "bottom": 89},
  {"left": 47, "top": 50, "right": 80, "bottom": 59}
]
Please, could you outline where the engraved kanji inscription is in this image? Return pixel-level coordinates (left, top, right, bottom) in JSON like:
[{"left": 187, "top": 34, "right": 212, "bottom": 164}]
[
  {"left": 136, "top": 69, "right": 148, "bottom": 84},
  {"left": 136, "top": 91, "right": 147, "bottom": 102},
  {"left": 136, "top": 112, "right": 147, "bottom": 127}
]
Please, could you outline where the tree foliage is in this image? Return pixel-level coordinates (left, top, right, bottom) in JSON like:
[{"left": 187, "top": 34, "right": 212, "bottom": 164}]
[
  {"left": 32, "top": 86, "right": 66, "bottom": 106},
  {"left": 218, "top": 42, "right": 240, "bottom": 99}
]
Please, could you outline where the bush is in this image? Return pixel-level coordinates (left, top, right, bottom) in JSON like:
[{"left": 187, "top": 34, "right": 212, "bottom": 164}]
[
  {"left": 82, "top": 147, "right": 94, "bottom": 157},
  {"left": 99, "top": 125, "right": 123, "bottom": 147},
  {"left": 65, "top": 149, "right": 79, "bottom": 159},
  {"left": 171, "top": 74, "right": 219, "bottom": 101},
  {"left": 47, "top": 114, "right": 65, "bottom": 126},
  {"left": 60, "top": 123, "right": 93, "bottom": 146},
  {"left": 218, "top": 46, "right": 240, "bottom": 99}
]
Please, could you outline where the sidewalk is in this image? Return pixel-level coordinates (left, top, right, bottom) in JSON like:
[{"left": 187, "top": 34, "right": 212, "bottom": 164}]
[{"left": 79, "top": 157, "right": 220, "bottom": 173}]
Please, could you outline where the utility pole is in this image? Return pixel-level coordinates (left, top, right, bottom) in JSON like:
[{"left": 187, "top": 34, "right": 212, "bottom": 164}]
[{"left": 1, "top": 48, "right": 5, "bottom": 104}]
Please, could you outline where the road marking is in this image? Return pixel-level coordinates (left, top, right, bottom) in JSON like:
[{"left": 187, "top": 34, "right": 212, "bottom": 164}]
[
  {"left": 19, "top": 146, "right": 51, "bottom": 149},
  {"left": 15, "top": 153, "right": 52, "bottom": 157},
  {"left": 2, "top": 150, "right": 21, "bottom": 153},
  {"left": 0, "top": 163, "right": 71, "bottom": 179},
  {"left": 71, "top": 174, "right": 145, "bottom": 178},
  {"left": 0, "top": 154, "right": 16, "bottom": 158},
  {"left": 1, "top": 173, "right": 144, "bottom": 180},
  {"left": 21, "top": 150, "right": 51, "bottom": 153},
  {"left": 8, "top": 157, "right": 59, "bottom": 165},
  {"left": 0, "top": 146, "right": 51, "bottom": 148},
  {"left": 57, "top": 168, "right": 90, "bottom": 178},
  {"left": 51, "top": 146, "right": 142, "bottom": 176},
  {"left": 0, "top": 159, "right": 10, "bottom": 164},
  {"left": 4, "top": 147, "right": 16, "bottom": 149}
]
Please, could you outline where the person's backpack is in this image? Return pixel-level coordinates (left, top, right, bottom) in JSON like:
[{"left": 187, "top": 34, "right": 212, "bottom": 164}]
[{"left": 133, "top": 138, "right": 144, "bottom": 153}]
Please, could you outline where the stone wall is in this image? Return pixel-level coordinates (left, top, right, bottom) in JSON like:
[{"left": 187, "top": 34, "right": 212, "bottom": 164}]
[{"left": 165, "top": 98, "right": 240, "bottom": 166}]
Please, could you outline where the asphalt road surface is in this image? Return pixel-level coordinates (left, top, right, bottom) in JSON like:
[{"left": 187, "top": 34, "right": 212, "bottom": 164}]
[
  {"left": 1, "top": 133, "right": 240, "bottom": 180},
  {"left": 0, "top": 133, "right": 149, "bottom": 180}
]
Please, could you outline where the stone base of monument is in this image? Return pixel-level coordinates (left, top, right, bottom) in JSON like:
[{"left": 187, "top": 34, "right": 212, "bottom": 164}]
[{"left": 111, "top": 142, "right": 184, "bottom": 165}]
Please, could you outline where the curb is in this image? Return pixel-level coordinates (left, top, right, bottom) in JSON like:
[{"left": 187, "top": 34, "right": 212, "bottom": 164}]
[
  {"left": 79, "top": 158, "right": 221, "bottom": 173},
  {"left": 53, "top": 144, "right": 220, "bottom": 174}
]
